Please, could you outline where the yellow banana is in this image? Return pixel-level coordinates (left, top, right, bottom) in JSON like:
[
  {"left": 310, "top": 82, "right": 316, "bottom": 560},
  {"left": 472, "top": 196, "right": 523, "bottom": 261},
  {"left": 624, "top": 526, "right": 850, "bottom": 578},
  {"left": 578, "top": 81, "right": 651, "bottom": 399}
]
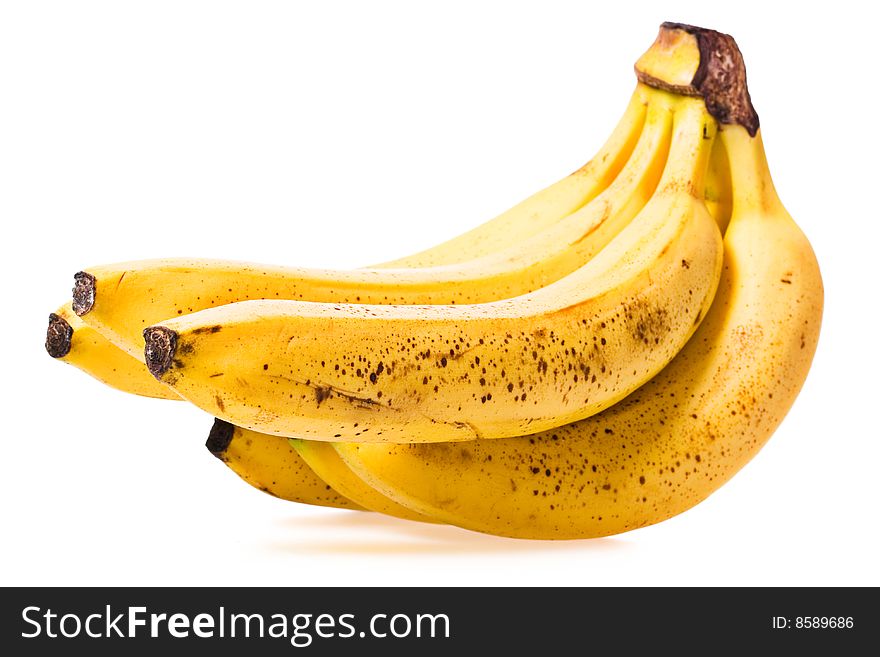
[
  {"left": 222, "top": 135, "right": 724, "bottom": 519},
  {"left": 44, "top": 304, "right": 380, "bottom": 511},
  {"left": 51, "top": 87, "right": 654, "bottom": 510},
  {"left": 205, "top": 419, "right": 363, "bottom": 510},
  {"left": 73, "top": 86, "right": 652, "bottom": 359},
  {"left": 142, "top": 93, "right": 722, "bottom": 443},
  {"left": 334, "top": 124, "right": 823, "bottom": 539},
  {"left": 45, "top": 127, "right": 727, "bottom": 512},
  {"left": 43, "top": 308, "right": 432, "bottom": 515},
  {"left": 45, "top": 126, "right": 725, "bottom": 516},
  {"left": 200, "top": 133, "right": 724, "bottom": 518},
  {"left": 49, "top": 88, "right": 656, "bottom": 509},
  {"left": 48, "top": 112, "right": 658, "bottom": 400},
  {"left": 287, "top": 438, "right": 435, "bottom": 522},
  {"left": 375, "top": 86, "right": 648, "bottom": 268},
  {"left": 41, "top": 315, "right": 361, "bottom": 509},
  {"left": 45, "top": 88, "right": 644, "bottom": 400},
  {"left": 45, "top": 303, "right": 177, "bottom": 400}
]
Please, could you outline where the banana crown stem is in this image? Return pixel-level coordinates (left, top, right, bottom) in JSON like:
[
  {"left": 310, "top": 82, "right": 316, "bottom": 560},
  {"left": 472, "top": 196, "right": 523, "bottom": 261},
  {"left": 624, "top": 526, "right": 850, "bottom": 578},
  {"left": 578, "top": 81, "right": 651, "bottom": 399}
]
[
  {"left": 636, "top": 22, "right": 759, "bottom": 137},
  {"left": 45, "top": 313, "right": 73, "bottom": 358}
]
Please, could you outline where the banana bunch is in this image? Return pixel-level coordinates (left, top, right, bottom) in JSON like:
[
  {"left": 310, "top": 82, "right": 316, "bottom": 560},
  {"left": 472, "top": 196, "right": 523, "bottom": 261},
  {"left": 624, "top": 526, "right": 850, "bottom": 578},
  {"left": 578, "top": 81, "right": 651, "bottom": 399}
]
[{"left": 45, "top": 23, "right": 822, "bottom": 539}]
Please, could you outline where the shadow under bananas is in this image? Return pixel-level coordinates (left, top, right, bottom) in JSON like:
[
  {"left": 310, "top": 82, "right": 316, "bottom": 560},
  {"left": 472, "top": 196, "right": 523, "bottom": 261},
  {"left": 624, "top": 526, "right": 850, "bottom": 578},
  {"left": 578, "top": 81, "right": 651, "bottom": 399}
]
[{"left": 266, "top": 511, "right": 631, "bottom": 555}]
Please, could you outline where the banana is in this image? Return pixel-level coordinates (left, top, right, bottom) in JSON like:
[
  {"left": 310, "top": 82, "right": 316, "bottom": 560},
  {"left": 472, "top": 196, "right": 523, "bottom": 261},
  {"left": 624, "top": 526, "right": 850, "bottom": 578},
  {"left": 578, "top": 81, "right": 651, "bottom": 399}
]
[
  {"left": 47, "top": 131, "right": 727, "bottom": 517},
  {"left": 142, "top": 92, "right": 722, "bottom": 443},
  {"left": 222, "top": 133, "right": 726, "bottom": 520},
  {"left": 375, "top": 85, "right": 648, "bottom": 268},
  {"left": 48, "top": 100, "right": 655, "bottom": 398},
  {"left": 52, "top": 86, "right": 655, "bottom": 509},
  {"left": 334, "top": 123, "right": 823, "bottom": 539},
  {"left": 44, "top": 304, "right": 379, "bottom": 511},
  {"left": 45, "top": 303, "right": 177, "bottom": 400},
  {"left": 46, "top": 85, "right": 646, "bottom": 397},
  {"left": 205, "top": 419, "right": 363, "bottom": 510},
  {"left": 47, "top": 111, "right": 722, "bottom": 515},
  {"left": 207, "top": 125, "right": 721, "bottom": 517},
  {"left": 50, "top": 88, "right": 657, "bottom": 509},
  {"left": 42, "top": 312, "right": 366, "bottom": 510},
  {"left": 43, "top": 309, "right": 432, "bottom": 516},
  {"left": 73, "top": 86, "right": 652, "bottom": 359},
  {"left": 287, "top": 438, "right": 435, "bottom": 522}
]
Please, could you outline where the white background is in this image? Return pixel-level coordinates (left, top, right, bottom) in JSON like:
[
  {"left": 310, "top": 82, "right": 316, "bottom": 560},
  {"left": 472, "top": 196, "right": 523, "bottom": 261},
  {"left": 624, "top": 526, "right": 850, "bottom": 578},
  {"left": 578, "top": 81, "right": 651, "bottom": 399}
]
[{"left": 1, "top": 1, "right": 877, "bottom": 586}]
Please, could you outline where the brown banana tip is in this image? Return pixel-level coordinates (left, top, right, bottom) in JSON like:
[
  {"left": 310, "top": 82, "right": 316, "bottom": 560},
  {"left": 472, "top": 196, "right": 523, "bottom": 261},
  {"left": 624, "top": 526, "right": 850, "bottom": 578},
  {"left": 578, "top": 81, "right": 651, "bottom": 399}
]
[
  {"left": 45, "top": 313, "right": 73, "bottom": 358},
  {"left": 639, "top": 22, "right": 759, "bottom": 137},
  {"left": 71, "top": 272, "right": 96, "bottom": 316},
  {"left": 206, "top": 418, "right": 235, "bottom": 457},
  {"left": 143, "top": 326, "right": 178, "bottom": 379}
]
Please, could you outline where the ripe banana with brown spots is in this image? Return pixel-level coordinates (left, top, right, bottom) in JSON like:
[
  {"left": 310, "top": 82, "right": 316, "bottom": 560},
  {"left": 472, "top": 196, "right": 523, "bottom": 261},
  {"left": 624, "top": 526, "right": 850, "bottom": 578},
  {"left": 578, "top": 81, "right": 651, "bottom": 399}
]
[
  {"left": 72, "top": 85, "right": 653, "bottom": 359},
  {"left": 44, "top": 123, "right": 727, "bottom": 517},
  {"left": 47, "top": 86, "right": 655, "bottom": 510},
  {"left": 42, "top": 308, "right": 423, "bottom": 515},
  {"left": 45, "top": 87, "right": 654, "bottom": 399},
  {"left": 42, "top": 311, "right": 362, "bottom": 509},
  {"left": 44, "top": 136, "right": 729, "bottom": 516},
  {"left": 335, "top": 124, "right": 822, "bottom": 538},
  {"left": 45, "top": 86, "right": 659, "bottom": 511},
  {"left": 142, "top": 93, "right": 722, "bottom": 443}
]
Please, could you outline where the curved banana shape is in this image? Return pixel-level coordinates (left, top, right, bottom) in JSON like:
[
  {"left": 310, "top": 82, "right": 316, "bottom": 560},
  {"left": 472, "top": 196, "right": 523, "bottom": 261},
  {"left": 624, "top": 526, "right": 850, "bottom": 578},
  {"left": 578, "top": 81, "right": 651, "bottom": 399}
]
[
  {"left": 335, "top": 125, "right": 823, "bottom": 538},
  {"left": 142, "top": 95, "right": 722, "bottom": 443},
  {"left": 48, "top": 114, "right": 659, "bottom": 400},
  {"left": 45, "top": 92, "right": 644, "bottom": 401},
  {"left": 205, "top": 419, "right": 362, "bottom": 509},
  {"left": 43, "top": 307, "right": 441, "bottom": 516},
  {"left": 45, "top": 129, "right": 728, "bottom": 514},
  {"left": 201, "top": 138, "right": 726, "bottom": 518},
  {"left": 44, "top": 303, "right": 177, "bottom": 400},
  {"left": 50, "top": 88, "right": 654, "bottom": 510},
  {"left": 42, "top": 310, "right": 369, "bottom": 510},
  {"left": 43, "top": 307, "right": 368, "bottom": 509},
  {"left": 73, "top": 86, "right": 652, "bottom": 359},
  {"left": 377, "top": 85, "right": 649, "bottom": 267},
  {"left": 288, "top": 438, "right": 435, "bottom": 522}
]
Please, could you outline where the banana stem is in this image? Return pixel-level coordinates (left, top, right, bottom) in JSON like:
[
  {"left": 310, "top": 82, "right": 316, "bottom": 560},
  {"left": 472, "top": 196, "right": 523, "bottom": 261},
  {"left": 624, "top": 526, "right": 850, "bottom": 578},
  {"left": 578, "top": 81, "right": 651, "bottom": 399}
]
[
  {"left": 46, "top": 313, "right": 73, "bottom": 358},
  {"left": 635, "top": 22, "right": 759, "bottom": 137}
]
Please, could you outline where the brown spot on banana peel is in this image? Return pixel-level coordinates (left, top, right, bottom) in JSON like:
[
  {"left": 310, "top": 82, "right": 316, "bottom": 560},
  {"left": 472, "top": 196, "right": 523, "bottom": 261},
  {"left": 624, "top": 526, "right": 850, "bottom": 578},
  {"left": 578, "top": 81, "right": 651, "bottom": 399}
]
[
  {"left": 635, "top": 22, "right": 759, "bottom": 136},
  {"left": 315, "top": 385, "right": 332, "bottom": 405},
  {"left": 45, "top": 313, "right": 73, "bottom": 358},
  {"left": 191, "top": 325, "right": 223, "bottom": 335},
  {"left": 660, "top": 178, "right": 700, "bottom": 197},
  {"left": 624, "top": 298, "right": 671, "bottom": 346},
  {"left": 309, "top": 382, "right": 379, "bottom": 409},
  {"left": 72, "top": 271, "right": 96, "bottom": 316}
]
